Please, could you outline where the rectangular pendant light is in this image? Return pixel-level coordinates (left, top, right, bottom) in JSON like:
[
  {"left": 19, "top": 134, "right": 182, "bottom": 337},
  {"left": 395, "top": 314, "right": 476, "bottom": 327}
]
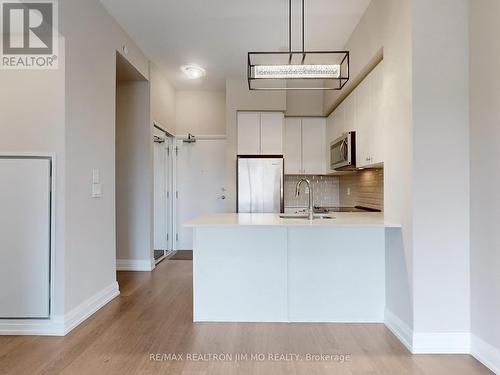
[
  {"left": 247, "top": 0, "right": 350, "bottom": 91},
  {"left": 248, "top": 51, "right": 349, "bottom": 91},
  {"left": 253, "top": 64, "right": 340, "bottom": 79}
]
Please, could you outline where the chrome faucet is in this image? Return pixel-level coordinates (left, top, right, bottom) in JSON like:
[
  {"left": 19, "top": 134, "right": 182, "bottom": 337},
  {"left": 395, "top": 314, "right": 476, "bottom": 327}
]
[{"left": 295, "top": 178, "right": 314, "bottom": 220}]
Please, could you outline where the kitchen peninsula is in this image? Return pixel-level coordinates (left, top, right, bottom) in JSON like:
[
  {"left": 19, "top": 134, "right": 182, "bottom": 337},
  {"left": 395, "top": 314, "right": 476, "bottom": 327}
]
[{"left": 185, "top": 213, "right": 400, "bottom": 323}]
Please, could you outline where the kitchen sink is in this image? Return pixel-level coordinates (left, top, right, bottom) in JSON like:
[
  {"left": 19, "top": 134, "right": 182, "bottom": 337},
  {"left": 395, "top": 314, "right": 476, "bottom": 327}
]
[
  {"left": 314, "top": 214, "right": 336, "bottom": 220},
  {"left": 279, "top": 214, "right": 309, "bottom": 219},
  {"left": 279, "top": 214, "right": 335, "bottom": 220}
]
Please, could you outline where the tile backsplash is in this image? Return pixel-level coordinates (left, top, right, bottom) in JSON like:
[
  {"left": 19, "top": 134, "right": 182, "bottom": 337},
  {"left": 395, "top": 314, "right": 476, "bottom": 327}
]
[
  {"left": 284, "top": 175, "right": 340, "bottom": 208},
  {"left": 339, "top": 169, "right": 384, "bottom": 211},
  {"left": 284, "top": 169, "right": 384, "bottom": 211}
]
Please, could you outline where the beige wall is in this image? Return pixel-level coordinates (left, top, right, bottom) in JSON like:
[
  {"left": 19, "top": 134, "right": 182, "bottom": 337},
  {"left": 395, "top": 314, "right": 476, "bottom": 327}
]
[
  {"left": 0, "top": 0, "right": 176, "bottom": 320},
  {"left": 60, "top": 0, "right": 151, "bottom": 313},
  {"left": 286, "top": 90, "right": 324, "bottom": 117},
  {"left": 176, "top": 90, "right": 226, "bottom": 136},
  {"left": 0, "top": 44, "right": 66, "bottom": 316},
  {"left": 0, "top": 0, "right": 152, "bottom": 319},
  {"left": 327, "top": 0, "right": 414, "bottom": 329},
  {"left": 470, "top": 0, "right": 500, "bottom": 356},
  {"left": 151, "top": 64, "right": 176, "bottom": 135},
  {"left": 412, "top": 0, "right": 470, "bottom": 336},
  {"left": 115, "top": 81, "right": 153, "bottom": 266}
]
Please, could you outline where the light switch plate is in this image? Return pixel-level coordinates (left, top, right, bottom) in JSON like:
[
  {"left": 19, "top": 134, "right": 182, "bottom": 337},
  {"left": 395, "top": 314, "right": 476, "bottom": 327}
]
[
  {"left": 92, "top": 183, "right": 102, "bottom": 198},
  {"left": 92, "top": 169, "right": 100, "bottom": 184}
]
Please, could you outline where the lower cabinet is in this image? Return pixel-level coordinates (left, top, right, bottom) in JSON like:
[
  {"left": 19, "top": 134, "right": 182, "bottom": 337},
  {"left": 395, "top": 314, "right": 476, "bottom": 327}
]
[{"left": 192, "top": 225, "right": 385, "bottom": 323}]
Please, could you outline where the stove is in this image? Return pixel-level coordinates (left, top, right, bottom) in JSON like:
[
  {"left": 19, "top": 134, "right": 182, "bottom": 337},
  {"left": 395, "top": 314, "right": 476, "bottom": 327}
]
[{"left": 314, "top": 206, "right": 381, "bottom": 213}]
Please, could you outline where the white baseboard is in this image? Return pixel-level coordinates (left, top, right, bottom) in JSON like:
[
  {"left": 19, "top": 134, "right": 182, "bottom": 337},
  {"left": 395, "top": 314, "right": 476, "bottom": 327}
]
[
  {"left": 0, "top": 282, "right": 119, "bottom": 336},
  {"left": 412, "top": 332, "right": 470, "bottom": 354},
  {"left": 471, "top": 335, "right": 500, "bottom": 374},
  {"left": 384, "top": 309, "right": 413, "bottom": 352},
  {"left": 116, "top": 258, "right": 155, "bottom": 271},
  {"left": 385, "top": 309, "right": 471, "bottom": 354},
  {"left": 0, "top": 319, "right": 64, "bottom": 336},
  {"left": 60, "top": 281, "right": 120, "bottom": 335}
]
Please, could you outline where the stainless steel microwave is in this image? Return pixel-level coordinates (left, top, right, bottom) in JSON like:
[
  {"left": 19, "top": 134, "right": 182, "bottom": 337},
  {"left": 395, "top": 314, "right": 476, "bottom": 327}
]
[{"left": 330, "top": 132, "right": 356, "bottom": 171}]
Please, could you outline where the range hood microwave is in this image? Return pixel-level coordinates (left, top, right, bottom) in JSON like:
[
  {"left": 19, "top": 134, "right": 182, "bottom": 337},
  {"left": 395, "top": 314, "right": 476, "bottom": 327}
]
[{"left": 330, "top": 132, "right": 356, "bottom": 171}]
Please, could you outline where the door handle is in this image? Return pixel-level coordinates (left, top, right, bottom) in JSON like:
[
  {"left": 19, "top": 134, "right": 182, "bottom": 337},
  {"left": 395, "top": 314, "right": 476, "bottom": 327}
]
[{"left": 340, "top": 140, "right": 348, "bottom": 161}]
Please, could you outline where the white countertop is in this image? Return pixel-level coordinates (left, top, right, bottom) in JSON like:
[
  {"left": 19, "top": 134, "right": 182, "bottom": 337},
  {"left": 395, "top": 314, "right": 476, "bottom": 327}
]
[{"left": 184, "top": 213, "right": 401, "bottom": 228}]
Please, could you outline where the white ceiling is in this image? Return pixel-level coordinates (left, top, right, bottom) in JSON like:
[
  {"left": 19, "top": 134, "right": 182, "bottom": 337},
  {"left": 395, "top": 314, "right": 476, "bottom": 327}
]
[{"left": 101, "top": 0, "right": 371, "bottom": 90}]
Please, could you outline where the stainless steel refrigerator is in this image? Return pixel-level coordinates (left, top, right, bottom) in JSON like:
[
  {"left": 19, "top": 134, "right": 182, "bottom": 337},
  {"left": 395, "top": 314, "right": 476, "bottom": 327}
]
[{"left": 237, "top": 156, "right": 284, "bottom": 213}]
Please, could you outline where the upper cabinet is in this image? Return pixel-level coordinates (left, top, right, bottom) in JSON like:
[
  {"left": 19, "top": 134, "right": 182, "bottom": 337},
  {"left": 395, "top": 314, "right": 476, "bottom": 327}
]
[
  {"left": 301, "top": 118, "right": 326, "bottom": 175},
  {"left": 284, "top": 117, "right": 326, "bottom": 175},
  {"left": 260, "top": 112, "right": 284, "bottom": 155},
  {"left": 355, "top": 76, "right": 371, "bottom": 167},
  {"left": 326, "top": 62, "right": 385, "bottom": 170},
  {"left": 237, "top": 111, "right": 284, "bottom": 155},
  {"left": 284, "top": 118, "right": 302, "bottom": 174},
  {"left": 237, "top": 112, "right": 261, "bottom": 155},
  {"left": 368, "top": 64, "right": 385, "bottom": 167}
]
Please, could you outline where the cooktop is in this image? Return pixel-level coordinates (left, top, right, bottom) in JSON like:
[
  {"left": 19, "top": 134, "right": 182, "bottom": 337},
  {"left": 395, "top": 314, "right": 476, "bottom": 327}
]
[{"left": 314, "top": 206, "right": 382, "bottom": 213}]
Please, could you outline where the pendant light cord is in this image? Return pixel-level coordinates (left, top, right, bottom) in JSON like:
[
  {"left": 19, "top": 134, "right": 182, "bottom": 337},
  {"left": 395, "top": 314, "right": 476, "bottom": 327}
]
[
  {"left": 302, "top": 0, "right": 305, "bottom": 53},
  {"left": 288, "top": 0, "right": 306, "bottom": 54},
  {"left": 289, "top": 0, "right": 292, "bottom": 53}
]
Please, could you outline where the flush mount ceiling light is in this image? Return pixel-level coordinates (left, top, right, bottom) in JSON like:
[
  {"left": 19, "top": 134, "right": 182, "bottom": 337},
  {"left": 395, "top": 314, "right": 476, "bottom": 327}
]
[
  {"left": 181, "top": 64, "right": 206, "bottom": 80},
  {"left": 248, "top": 0, "right": 349, "bottom": 91}
]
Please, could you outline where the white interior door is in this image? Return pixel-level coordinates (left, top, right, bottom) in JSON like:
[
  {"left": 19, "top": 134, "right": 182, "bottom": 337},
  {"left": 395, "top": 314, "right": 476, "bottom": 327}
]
[
  {"left": 176, "top": 139, "right": 227, "bottom": 250},
  {"left": 166, "top": 137, "right": 173, "bottom": 252},
  {"left": 0, "top": 157, "right": 51, "bottom": 318},
  {"left": 154, "top": 140, "right": 168, "bottom": 250}
]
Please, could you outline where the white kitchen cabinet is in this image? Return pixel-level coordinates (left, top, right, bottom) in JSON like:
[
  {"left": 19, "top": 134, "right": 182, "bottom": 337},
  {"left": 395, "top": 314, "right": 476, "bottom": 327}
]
[
  {"left": 325, "top": 62, "right": 385, "bottom": 170},
  {"left": 301, "top": 118, "right": 326, "bottom": 175},
  {"left": 237, "top": 112, "right": 261, "bottom": 155},
  {"left": 284, "top": 118, "right": 302, "bottom": 174},
  {"left": 325, "top": 103, "right": 345, "bottom": 173},
  {"left": 237, "top": 111, "right": 283, "bottom": 155},
  {"left": 369, "top": 63, "right": 385, "bottom": 165},
  {"left": 283, "top": 117, "right": 326, "bottom": 175},
  {"left": 260, "top": 112, "right": 284, "bottom": 155},
  {"left": 355, "top": 76, "right": 371, "bottom": 168},
  {"left": 356, "top": 63, "right": 384, "bottom": 168},
  {"left": 344, "top": 92, "right": 356, "bottom": 136},
  {"left": 326, "top": 100, "right": 345, "bottom": 144}
]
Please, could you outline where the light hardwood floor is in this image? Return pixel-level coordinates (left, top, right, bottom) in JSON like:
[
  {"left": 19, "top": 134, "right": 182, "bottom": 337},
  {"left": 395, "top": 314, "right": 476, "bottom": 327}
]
[{"left": 0, "top": 260, "right": 492, "bottom": 375}]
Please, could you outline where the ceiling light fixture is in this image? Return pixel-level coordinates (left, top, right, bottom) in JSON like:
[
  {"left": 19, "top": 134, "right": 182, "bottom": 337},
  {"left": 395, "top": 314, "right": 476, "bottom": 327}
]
[
  {"left": 181, "top": 64, "right": 206, "bottom": 80},
  {"left": 247, "top": 0, "right": 349, "bottom": 91}
]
